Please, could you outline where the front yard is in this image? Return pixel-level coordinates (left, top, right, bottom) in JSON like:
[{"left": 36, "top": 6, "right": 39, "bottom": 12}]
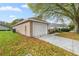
[
  {"left": 0, "top": 31, "right": 76, "bottom": 56},
  {"left": 57, "top": 32, "right": 79, "bottom": 41}
]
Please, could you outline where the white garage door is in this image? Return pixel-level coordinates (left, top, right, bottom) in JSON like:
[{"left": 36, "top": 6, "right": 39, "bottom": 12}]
[{"left": 32, "top": 22, "right": 48, "bottom": 37}]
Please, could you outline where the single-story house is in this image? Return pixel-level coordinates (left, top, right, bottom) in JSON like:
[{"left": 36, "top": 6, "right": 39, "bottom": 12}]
[
  {"left": 48, "top": 23, "right": 68, "bottom": 29},
  {"left": 13, "top": 19, "right": 48, "bottom": 37},
  {"left": 0, "top": 24, "right": 10, "bottom": 31}
]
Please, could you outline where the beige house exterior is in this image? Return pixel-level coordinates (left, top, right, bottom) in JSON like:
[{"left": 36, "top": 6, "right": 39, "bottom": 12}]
[
  {"left": 13, "top": 19, "right": 48, "bottom": 37},
  {"left": 0, "top": 24, "right": 10, "bottom": 30}
]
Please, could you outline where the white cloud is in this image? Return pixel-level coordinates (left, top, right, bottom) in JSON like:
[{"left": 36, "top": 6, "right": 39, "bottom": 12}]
[
  {"left": 8, "top": 15, "right": 17, "bottom": 23},
  {"left": 32, "top": 13, "right": 36, "bottom": 16},
  {"left": 9, "top": 15, "right": 16, "bottom": 18},
  {"left": 0, "top": 6, "right": 22, "bottom": 12},
  {"left": 9, "top": 15, "right": 17, "bottom": 20},
  {"left": 21, "top": 4, "right": 29, "bottom": 9}
]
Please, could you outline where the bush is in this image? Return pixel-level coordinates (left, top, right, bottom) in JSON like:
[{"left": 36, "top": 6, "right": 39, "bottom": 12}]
[
  {"left": 68, "top": 24, "right": 75, "bottom": 31},
  {"left": 48, "top": 28, "right": 61, "bottom": 34},
  {"left": 48, "top": 29, "right": 55, "bottom": 34},
  {"left": 60, "top": 28, "right": 70, "bottom": 32},
  {"left": 48, "top": 28, "right": 71, "bottom": 34}
]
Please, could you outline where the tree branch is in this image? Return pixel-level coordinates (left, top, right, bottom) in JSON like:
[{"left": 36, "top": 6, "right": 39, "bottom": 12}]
[{"left": 56, "top": 3, "right": 74, "bottom": 18}]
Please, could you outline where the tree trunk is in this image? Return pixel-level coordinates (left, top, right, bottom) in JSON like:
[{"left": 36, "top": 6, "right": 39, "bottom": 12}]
[
  {"left": 75, "top": 18, "right": 79, "bottom": 33},
  {"left": 76, "top": 24, "right": 79, "bottom": 33}
]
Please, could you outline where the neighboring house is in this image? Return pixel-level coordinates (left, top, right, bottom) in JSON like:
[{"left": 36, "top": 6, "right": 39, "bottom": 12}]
[
  {"left": 48, "top": 23, "right": 68, "bottom": 29},
  {"left": 13, "top": 19, "right": 48, "bottom": 37},
  {"left": 0, "top": 24, "right": 10, "bottom": 30}
]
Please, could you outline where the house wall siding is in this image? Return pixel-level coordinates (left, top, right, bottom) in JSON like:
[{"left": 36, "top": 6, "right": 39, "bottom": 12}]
[
  {"left": 13, "top": 21, "right": 48, "bottom": 37},
  {"left": 13, "top": 22, "right": 31, "bottom": 36}
]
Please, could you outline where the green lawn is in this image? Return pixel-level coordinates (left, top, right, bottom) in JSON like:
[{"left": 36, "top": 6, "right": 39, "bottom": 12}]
[{"left": 0, "top": 31, "right": 76, "bottom": 56}]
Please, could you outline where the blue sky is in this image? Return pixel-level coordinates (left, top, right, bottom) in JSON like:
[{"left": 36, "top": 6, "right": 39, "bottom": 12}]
[{"left": 0, "top": 3, "right": 34, "bottom": 23}]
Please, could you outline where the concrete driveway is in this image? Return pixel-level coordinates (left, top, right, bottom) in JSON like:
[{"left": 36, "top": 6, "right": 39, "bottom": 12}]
[{"left": 37, "top": 34, "right": 79, "bottom": 55}]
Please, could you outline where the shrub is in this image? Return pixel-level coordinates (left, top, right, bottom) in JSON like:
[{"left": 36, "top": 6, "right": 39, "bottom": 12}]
[
  {"left": 60, "top": 28, "right": 70, "bottom": 32},
  {"left": 48, "top": 27, "right": 71, "bottom": 34},
  {"left": 68, "top": 24, "right": 75, "bottom": 31},
  {"left": 48, "top": 28, "right": 61, "bottom": 34},
  {"left": 48, "top": 29, "right": 55, "bottom": 34}
]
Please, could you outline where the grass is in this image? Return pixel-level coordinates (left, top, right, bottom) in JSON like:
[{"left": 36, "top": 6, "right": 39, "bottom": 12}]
[
  {"left": 56, "top": 32, "right": 79, "bottom": 41},
  {"left": 0, "top": 31, "right": 76, "bottom": 56}
]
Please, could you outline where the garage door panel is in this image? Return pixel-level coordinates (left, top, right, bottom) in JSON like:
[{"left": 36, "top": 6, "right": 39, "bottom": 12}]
[{"left": 32, "top": 22, "right": 47, "bottom": 37}]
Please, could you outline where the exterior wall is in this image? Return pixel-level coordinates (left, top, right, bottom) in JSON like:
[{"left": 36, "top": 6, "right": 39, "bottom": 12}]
[
  {"left": 25, "top": 22, "right": 31, "bottom": 36},
  {"left": 0, "top": 25, "right": 9, "bottom": 30},
  {"left": 13, "top": 22, "right": 31, "bottom": 37},
  {"left": 13, "top": 21, "right": 48, "bottom": 37},
  {"left": 32, "top": 22, "right": 48, "bottom": 37}
]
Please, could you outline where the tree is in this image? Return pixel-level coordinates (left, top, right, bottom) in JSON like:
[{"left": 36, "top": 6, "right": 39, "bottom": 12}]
[
  {"left": 11, "top": 18, "right": 24, "bottom": 25},
  {"left": 28, "top": 3, "right": 79, "bottom": 33}
]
